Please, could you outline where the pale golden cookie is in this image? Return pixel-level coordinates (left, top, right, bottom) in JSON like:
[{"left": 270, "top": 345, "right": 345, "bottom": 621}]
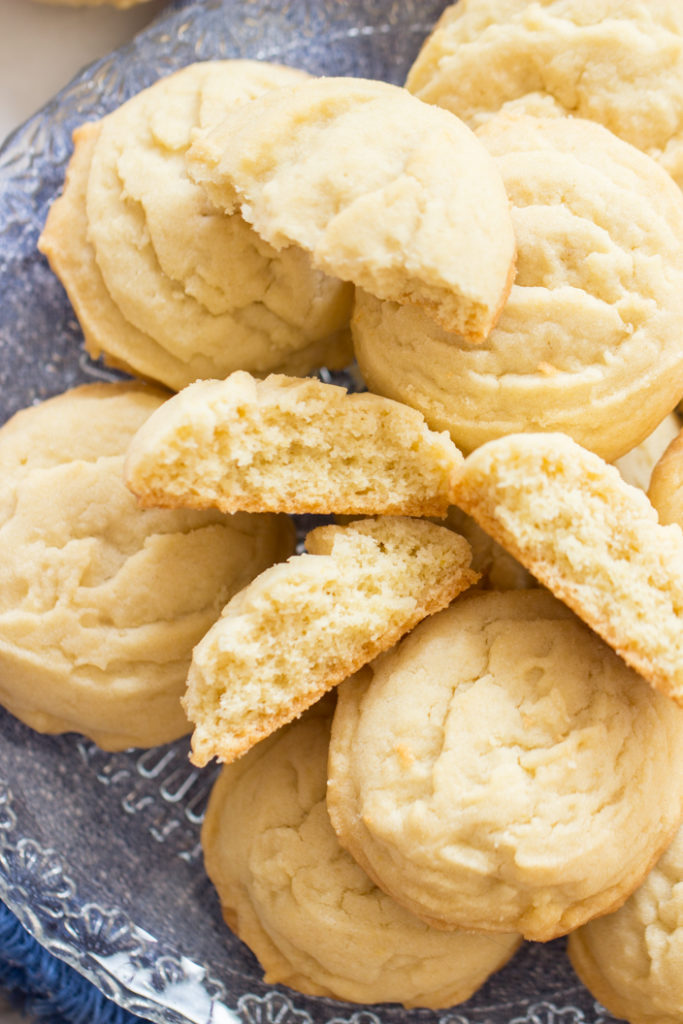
[
  {"left": 39, "top": 62, "right": 353, "bottom": 392},
  {"left": 614, "top": 413, "right": 681, "bottom": 491},
  {"left": 202, "top": 700, "right": 522, "bottom": 1008},
  {"left": 648, "top": 427, "right": 683, "bottom": 528},
  {"left": 184, "top": 516, "right": 477, "bottom": 766},
  {"left": 0, "top": 384, "right": 294, "bottom": 750},
  {"left": 406, "top": 0, "right": 683, "bottom": 189},
  {"left": 453, "top": 432, "right": 683, "bottom": 705},
  {"left": 186, "top": 75, "right": 516, "bottom": 342},
  {"left": 39, "top": 121, "right": 198, "bottom": 388},
  {"left": 124, "top": 371, "right": 464, "bottom": 518},
  {"left": 443, "top": 506, "right": 535, "bottom": 590},
  {"left": 353, "top": 113, "right": 683, "bottom": 462},
  {"left": 327, "top": 590, "right": 683, "bottom": 942},
  {"left": 568, "top": 821, "right": 683, "bottom": 1024}
]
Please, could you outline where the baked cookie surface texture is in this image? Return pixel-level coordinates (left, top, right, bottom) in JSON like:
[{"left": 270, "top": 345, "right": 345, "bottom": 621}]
[
  {"left": 124, "top": 371, "right": 464, "bottom": 517},
  {"left": 614, "top": 413, "right": 681, "bottom": 492},
  {"left": 202, "top": 701, "right": 522, "bottom": 1008},
  {"left": 39, "top": 61, "right": 353, "bottom": 391},
  {"left": 442, "top": 506, "right": 536, "bottom": 590},
  {"left": 568, "top": 821, "right": 683, "bottom": 1024},
  {"left": 186, "top": 75, "right": 516, "bottom": 342},
  {"left": 184, "top": 516, "right": 477, "bottom": 766},
  {"left": 353, "top": 113, "right": 683, "bottom": 461},
  {"left": 648, "top": 425, "right": 683, "bottom": 526},
  {"left": 0, "top": 383, "right": 294, "bottom": 750},
  {"left": 453, "top": 432, "right": 683, "bottom": 705},
  {"left": 327, "top": 589, "right": 683, "bottom": 942},
  {"left": 406, "top": 0, "right": 683, "bottom": 189}
]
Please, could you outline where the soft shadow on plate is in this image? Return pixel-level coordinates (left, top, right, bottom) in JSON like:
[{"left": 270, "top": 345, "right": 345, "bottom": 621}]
[{"left": 0, "top": 1, "right": 617, "bottom": 1021}]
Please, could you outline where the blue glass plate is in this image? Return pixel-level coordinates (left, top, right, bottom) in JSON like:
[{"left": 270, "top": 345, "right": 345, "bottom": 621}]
[{"left": 0, "top": 2, "right": 619, "bottom": 1022}]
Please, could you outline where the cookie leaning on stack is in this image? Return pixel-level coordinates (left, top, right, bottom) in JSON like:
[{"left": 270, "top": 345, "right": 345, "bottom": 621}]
[
  {"left": 39, "top": 61, "right": 353, "bottom": 392},
  {"left": 186, "top": 75, "right": 516, "bottom": 342},
  {"left": 184, "top": 516, "right": 478, "bottom": 767},
  {"left": 568, "top": 820, "right": 683, "bottom": 1024},
  {"left": 353, "top": 111, "right": 683, "bottom": 461}
]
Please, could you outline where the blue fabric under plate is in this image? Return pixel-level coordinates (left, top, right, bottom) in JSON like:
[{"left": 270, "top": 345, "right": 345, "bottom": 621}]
[{"left": 0, "top": 901, "right": 149, "bottom": 1024}]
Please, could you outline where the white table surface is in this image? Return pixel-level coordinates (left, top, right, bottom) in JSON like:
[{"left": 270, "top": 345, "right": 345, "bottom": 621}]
[
  {"left": 1, "top": 4, "right": 167, "bottom": 1019},
  {"left": 0, "top": 0, "right": 168, "bottom": 145}
]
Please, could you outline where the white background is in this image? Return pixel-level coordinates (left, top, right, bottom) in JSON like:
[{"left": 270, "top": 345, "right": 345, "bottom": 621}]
[
  {"left": 1, "top": 2, "right": 167, "bottom": 1019},
  {"left": 0, "top": 0, "right": 167, "bottom": 144}
]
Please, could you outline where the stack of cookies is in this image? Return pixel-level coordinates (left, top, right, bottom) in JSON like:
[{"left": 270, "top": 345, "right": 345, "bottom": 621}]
[{"left": 3, "top": 0, "right": 683, "bottom": 1018}]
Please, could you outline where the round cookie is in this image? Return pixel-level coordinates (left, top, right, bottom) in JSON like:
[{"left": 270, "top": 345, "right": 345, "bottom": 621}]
[
  {"left": 353, "top": 113, "right": 683, "bottom": 461},
  {"left": 184, "top": 516, "right": 477, "bottom": 766},
  {"left": 327, "top": 590, "right": 683, "bottom": 942},
  {"left": 202, "top": 699, "right": 522, "bottom": 1008},
  {"left": 648, "top": 426, "right": 683, "bottom": 526},
  {"left": 0, "top": 383, "right": 294, "bottom": 750},
  {"left": 186, "top": 75, "right": 516, "bottom": 343},
  {"left": 406, "top": 0, "right": 683, "bottom": 189},
  {"left": 39, "top": 121, "right": 195, "bottom": 389},
  {"left": 614, "top": 413, "right": 681, "bottom": 491},
  {"left": 39, "top": 62, "right": 353, "bottom": 392},
  {"left": 568, "top": 821, "right": 683, "bottom": 1024}
]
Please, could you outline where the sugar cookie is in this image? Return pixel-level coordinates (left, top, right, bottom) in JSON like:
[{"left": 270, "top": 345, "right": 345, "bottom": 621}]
[
  {"left": 187, "top": 76, "right": 516, "bottom": 342},
  {"left": 202, "top": 700, "right": 522, "bottom": 1008},
  {"left": 406, "top": 0, "right": 683, "bottom": 189},
  {"left": 39, "top": 62, "right": 353, "bottom": 392},
  {"left": 353, "top": 113, "right": 683, "bottom": 462},
  {"left": 184, "top": 516, "right": 477, "bottom": 766},
  {"left": 453, "top": 432, "right": 683, "bottom": 705},
  {"left": 327, "top": 590, "right": 683, "bottom": 941},
  {"left": 568, "top": 821, "right": 683, "bottom": 1024},
  {"left": 0, "top": 384, "right": 294, "bottom": 750},
  {"left": 124, "top": 371, "right": 464, "bottom": 518}
]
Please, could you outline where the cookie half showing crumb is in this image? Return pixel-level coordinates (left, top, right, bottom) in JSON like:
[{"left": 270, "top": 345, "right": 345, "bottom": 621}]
[
  {"left": 327, "top": 590, "right": 683, "bottom": 942},
  {"left": 452, "top": 432, "right": 683, "bottom": 704},
  {"left": 184, "top": 517, "right": 478, "bottom": 766},
  {"left": 202, "top": 698, "right": 522, "bottom": 1008},
  {"left": 125, "top": 371, "right": 464, "bottom": 518},
  {"left": 186, "top": 76, "right": 516, "bottom": 342},
  {"left": 0, "top": 383, "right": 294, "bottom": 750},
  {"left": 568, "top": 820, "right": 683, "bottom": 1024}
]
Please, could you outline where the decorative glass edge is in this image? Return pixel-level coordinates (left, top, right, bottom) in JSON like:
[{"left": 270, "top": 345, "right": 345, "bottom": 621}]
[
  {"left": 0, "top": 781, "right": 237, "bottom": 1024},
  {"left": 0, "top": 774, "right": 614, "bottom": 1024}
]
